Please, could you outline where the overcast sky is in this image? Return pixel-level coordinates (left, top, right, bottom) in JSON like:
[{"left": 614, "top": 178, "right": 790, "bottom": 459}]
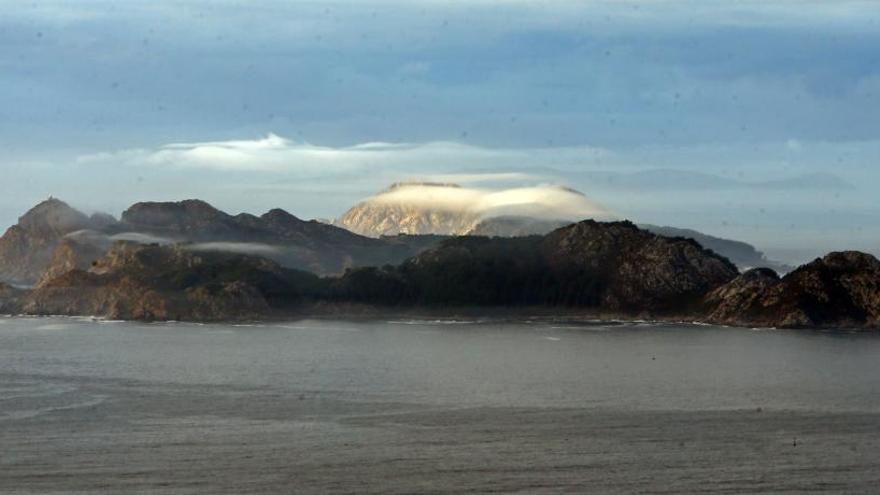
[{"left": 1, "top": 1, "right": 879, "bottom": 262}]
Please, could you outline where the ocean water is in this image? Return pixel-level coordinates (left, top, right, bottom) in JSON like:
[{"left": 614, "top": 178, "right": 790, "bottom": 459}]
[{"left": 1, "top": 316, "right": 879, "bottom": 494}]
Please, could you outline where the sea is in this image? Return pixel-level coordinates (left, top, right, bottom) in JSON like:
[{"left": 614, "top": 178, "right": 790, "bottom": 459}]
[{"left": 1, "top": 316, "right": 879, "bottom": 494}]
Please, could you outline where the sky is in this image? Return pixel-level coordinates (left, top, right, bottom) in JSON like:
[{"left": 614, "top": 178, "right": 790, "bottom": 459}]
[{"left": 1, "top": 0, "right": 879, "bottom": 263}]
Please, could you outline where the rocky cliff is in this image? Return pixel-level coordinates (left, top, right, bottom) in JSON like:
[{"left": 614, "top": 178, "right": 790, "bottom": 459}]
[
  {"left": 0, "top": 198, "right": 113, "bottom": 286},
  {"left": 336, "top": 183, "right": 481, "bottom": 236},
  {"left": 113, "top": 199, "right": 438, "bottom": 275},
  {"left": 704, "top": 251, "right": 880, "bottom": 328},
  {"left": 332, "top": 220, "right": 740, "bottom": 314},
  {"left": 37, "top": 238, "right": 108, "bottom": 287},
  {"left": 11, "top": 218, "right": 880, "bottom": 328},
  {"left": 0, "top": 198, "right": 444, "bottom": 286},
  {"left": 19, "top": 220, "right": 739, "bottom": 320},
  {"left": 21, "top": 241, "right": 324, "bottom": 321},
  {"left": 639, "top": 224, "right": 792, "bottom": 273},
  {"left": 334, "top": 183, "right": 786, "bottom": 273},
  {"left": 541, "top": 221, "right": 739, "bottom": 312}
]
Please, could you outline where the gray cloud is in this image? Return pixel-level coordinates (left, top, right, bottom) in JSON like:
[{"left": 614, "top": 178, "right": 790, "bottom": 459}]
[
  {"left": 64, "top": 230, "right": 175, "bottom": 248},
  {"left": 185, "top": 242, "right": 280, "bottom": 256}
]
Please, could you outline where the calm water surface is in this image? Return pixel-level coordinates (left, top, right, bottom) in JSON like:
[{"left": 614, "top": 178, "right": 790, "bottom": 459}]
[{"left": 1, "top": 316, "right": 879, "bottom": 493}]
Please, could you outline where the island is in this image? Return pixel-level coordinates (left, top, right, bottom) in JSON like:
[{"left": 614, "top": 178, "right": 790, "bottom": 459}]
[{"left": 1, "top": 198, "right": 878, "bottom": 329}]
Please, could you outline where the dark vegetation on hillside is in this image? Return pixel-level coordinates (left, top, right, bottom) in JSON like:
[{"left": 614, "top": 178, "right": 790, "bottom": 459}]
[{"left": 2, "top": 199, "right": 879, "bottom": 328}]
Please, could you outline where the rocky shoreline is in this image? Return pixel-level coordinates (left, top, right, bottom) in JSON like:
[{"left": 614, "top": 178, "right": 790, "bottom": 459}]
[{"left": 1, "top": 198, "right": 879, "bottom": 330}]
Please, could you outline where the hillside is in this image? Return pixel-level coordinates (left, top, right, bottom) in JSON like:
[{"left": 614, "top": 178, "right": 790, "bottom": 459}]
[
  {"left": 334, "top": 183, "right": 789, "bottom": 273},
  {"left": 0, "top": 198, "right": 114, "bottom": 286},
  {"left": 331, "top": 220, "right": 739, "bottom": 313},
  {"left": 13, "top": 220, "right": 738, "bottom": 320},
  {"left": 704, "top": 251, "right": 880, "bottom": 328},
  {"left": 20, "top": 241, "right": 324, "bottom": 321},
  {"left": 5, "top": 218, "right": 880, "bottom": 329},
  {"left": 0, "top": 198, "right": 445, "bottom": 286},
  {"left": 639, "top": 224, "right": 792, "bottom": 273}
]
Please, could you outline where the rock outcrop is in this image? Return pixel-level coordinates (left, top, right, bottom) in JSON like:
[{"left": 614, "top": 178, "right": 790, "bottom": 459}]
[
  {"left": 333, "top": 220, "right": 740, "bottom": 314},
  {"left": 22, "top": 220, "right": 741, "bottom": 320},
  {"left": 21, "top": 242, "right": 323, "bottom": 321},
  {"left": 0, "top": 198, "right": 111, "bottom": 286},
  {"left": 541, "top": 221, "right": 739, "bottom": 312},
  {"left": 113, "top": 199, "right": 438, "bottom": 275},
  {"left": 337, "top": 183, "right": 481, "bottom": 237},
  {"left": 704, "top": 252, "right": 880, "bottom": 328},
  {"left": 640, "top": 224, "right": 792, "bottom": 273},
  {"left": 37, "top": 238, "right": 108, "bottom": 287},
  {"left": 13, "top": 218, "right": 880, "bottom": 328},
  {"left": 334, "top": 183, "right": 786, "bottom": 273},
  {"left": 0, "top": 198, "right": 445, "bottom": 286}
]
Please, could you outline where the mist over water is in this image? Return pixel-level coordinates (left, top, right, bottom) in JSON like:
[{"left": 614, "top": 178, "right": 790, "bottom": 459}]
[{"left": 2, "top": 317, "right": 879, "bottom": 493}]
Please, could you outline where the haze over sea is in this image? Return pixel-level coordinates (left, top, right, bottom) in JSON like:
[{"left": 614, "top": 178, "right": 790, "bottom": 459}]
[{"left": 2, "top": 316, "right": 879, "bottom": 493}]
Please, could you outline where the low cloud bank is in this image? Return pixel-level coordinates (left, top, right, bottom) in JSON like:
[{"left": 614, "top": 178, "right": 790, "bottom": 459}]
[
  {"left": 185, "top": 242, "right": 280, "bottom": 255},
  {"left": 109, "top": 232, "right": 175, "bottom": 245},
  {"left": 64, "top": 230, "right": 279, "bottom": 257},
  {"left": 65, "top": 230, "right": 175, "bottom": 247}
]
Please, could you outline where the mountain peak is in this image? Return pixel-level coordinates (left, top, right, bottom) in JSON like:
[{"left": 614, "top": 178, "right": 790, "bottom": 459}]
[
  {"left": 17, "top": 197, "right": 90, "bottom": 235},
  {"left": 0, "top": 198, "right": 95, "bottom": 285},
  {"left": 121, "top": 199, "right": 228, "bottom": 229},
  {"left": 337, "top": 183, "right": 611, "bottom": 238},
  {"left": 260, "top": 208, "right": 303, "bottom": 223}
]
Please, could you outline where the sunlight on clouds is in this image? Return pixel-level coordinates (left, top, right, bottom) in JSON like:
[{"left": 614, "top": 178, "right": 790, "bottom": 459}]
[
  {"left": 370, "top": 183, "right": 616, "bottom": 221},
  {"left": 76, "top": 134, "right": 614, "bottom": 174}
]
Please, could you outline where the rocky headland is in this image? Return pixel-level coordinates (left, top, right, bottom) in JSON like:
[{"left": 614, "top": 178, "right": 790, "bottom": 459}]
[
  {"left": 0, "top": 198, "right": 443, "bottom": 287},
  {"left": 704, "top": 252, "right": 880, "bottom": 328},
  {"left": 0, "top": 198, "right": 878, "bottom": 329}
]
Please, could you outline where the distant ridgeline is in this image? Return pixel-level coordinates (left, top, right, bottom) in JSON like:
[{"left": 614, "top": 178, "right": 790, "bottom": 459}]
[
  {"left": 636, "top": 225, "right": 792, "bottom": 274},
  {"left": 0, "top": 197, "right": 441, "bottom": 286},
  {"left": 0, "top": 197, "right": 877, "bottom": 329},
  {"left": 334, "top": 182, "right": 791, "bottom": 273}
]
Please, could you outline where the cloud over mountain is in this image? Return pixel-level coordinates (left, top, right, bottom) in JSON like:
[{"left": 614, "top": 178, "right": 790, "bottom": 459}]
[{"left": 336, "top": 182, "right": 615, "bottom": 237}]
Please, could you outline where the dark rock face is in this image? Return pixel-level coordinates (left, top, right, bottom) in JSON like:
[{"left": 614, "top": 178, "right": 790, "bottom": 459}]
[
  {"left": 22, "top": 220, "right": 742, "bottom": 321},
  {"left": 37, "top": 238, "right": 108, "bottom": 287},
  {"left": 0, "top": 282, "right": 23, "bottom": 313},
  {"left": 0, "top": 198, "right": 108, "bottom": 286},
  {"left": 22, "top": 242, "right": 323, "bottom": 321},
  {"left": 704, "top": 252, "right": 880, "bottom": 328},
  {"left": 542, "top": 221, "right": 739, "bottom": 312},
  {"left": 639, "top": 224, "right": 792, "bottom": 273},
  {"left": 0, "top": 198, "right": 444, "bottom": 287},
  {"left": 8, "top": 200, "right": 880, "bottom": 328},
  {"left": 460, "top": 219, "right": 790, "bottom": 274},
  {"left": 334, "top": 220, "right": 740, "bottom": 314},
  {"left": 116, "top": 200, "right": 440, "bottom": 275},
  {"left": 120, "top": 200, "right": 241, "bottom": 238}
]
